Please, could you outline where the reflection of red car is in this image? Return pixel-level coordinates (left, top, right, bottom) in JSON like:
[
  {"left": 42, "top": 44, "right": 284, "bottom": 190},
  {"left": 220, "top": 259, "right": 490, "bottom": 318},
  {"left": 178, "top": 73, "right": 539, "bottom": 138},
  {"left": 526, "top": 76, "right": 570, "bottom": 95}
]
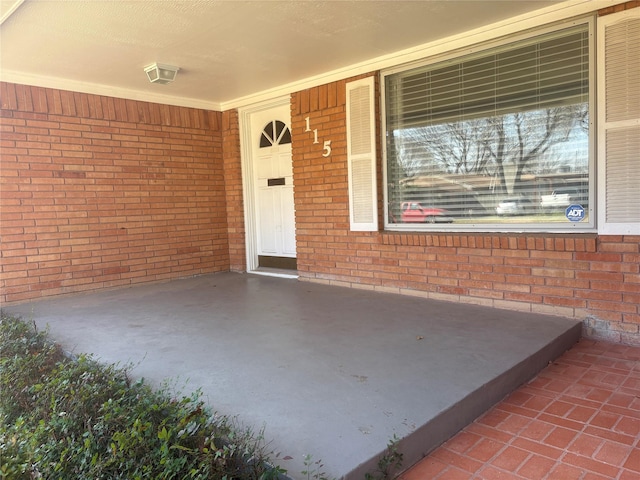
[{"left": 400, "top": 202, "right": 454, "bottom": 223}]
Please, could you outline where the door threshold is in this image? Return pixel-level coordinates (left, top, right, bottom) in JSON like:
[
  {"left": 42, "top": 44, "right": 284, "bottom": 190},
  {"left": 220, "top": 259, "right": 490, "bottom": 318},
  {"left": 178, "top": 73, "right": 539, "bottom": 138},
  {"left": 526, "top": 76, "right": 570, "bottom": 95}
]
[{"left": 250, "top": 267, "right": 299, "bottom": 279}]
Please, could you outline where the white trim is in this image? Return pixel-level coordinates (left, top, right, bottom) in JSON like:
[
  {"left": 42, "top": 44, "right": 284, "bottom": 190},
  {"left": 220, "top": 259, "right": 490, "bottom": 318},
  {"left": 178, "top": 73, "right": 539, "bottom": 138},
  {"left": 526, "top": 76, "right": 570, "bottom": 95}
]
[
  {"left": 239, "top": 96, "right": 292, "bottom": 274},
  {"left": 0, "top": 71, "right": 222, "bottom": 111},
  {"left": 0, "top": 0, "right": 25, "bottom": 25}
]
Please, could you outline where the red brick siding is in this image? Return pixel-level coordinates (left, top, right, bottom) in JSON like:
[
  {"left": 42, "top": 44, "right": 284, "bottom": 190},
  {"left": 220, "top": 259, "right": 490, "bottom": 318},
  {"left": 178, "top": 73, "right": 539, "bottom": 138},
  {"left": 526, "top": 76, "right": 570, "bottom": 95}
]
[
  {"left": 599, "top": 0, "right": 640, "bottom": 15},
  {"left": 291, "top": 77, "right": 640, "bottom": 346},
  {"left": 0, "top": 82, "right": 229, "bottom": 303},
  {"left": 221, "top": 109, "right": 245, "bottom": 272}
]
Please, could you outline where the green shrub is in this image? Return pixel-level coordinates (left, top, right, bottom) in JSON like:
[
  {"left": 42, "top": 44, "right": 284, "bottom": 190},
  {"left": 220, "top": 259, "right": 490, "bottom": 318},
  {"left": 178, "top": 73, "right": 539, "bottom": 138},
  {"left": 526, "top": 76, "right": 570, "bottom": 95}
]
[{"left": 0, "top": 312, "right": 285, "bottom": 480}]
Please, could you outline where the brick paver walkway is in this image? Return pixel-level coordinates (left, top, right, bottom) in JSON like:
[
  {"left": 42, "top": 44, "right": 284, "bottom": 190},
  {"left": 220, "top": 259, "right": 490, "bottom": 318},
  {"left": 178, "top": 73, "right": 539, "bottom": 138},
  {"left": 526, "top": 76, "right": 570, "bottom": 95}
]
[{"left": 400, "top": 340, "right": 640, "bottom": 479}]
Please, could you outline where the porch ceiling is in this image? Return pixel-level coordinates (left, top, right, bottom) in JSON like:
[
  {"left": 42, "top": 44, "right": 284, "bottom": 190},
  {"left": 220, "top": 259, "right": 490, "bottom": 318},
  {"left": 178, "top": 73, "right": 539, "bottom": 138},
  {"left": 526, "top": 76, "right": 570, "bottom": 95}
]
[{"left": 1, "top": 0, "right": 590, "bottom": 111}]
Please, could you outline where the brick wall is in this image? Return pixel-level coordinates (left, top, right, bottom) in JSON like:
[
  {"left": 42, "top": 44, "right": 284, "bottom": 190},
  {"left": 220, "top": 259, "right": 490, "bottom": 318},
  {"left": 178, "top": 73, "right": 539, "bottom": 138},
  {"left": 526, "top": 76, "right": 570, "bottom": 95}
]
[
  {"left": 0, "top": 82, "right": 230, "bottom": 303},
  {"left": 598, "top": 0, "right": 640, "bottom": 15},
  {"left": 221, "top": 109, "right": 246, "bottom": 272},
  {"left": 291, "top": 76, "right": 640, "bottom": 346}
]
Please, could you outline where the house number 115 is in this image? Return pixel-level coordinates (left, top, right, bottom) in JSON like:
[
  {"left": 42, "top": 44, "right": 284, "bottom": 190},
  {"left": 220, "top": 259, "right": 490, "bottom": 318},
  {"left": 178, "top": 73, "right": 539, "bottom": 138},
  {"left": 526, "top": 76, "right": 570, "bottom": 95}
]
[{"left": 305, "top": 116, "right": 331, "bottom": 157}]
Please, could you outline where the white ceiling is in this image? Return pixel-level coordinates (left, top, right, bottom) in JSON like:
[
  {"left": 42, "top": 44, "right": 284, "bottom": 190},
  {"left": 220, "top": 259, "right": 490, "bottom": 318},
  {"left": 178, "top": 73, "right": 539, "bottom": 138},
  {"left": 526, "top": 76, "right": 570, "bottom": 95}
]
[{"left": 0, "top": 0, "right": 618, "bottom": 110}]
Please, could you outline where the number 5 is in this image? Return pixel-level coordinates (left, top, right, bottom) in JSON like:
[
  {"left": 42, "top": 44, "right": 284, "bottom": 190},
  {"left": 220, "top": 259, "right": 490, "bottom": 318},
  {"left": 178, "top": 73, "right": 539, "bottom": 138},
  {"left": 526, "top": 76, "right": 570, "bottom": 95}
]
[{"left": 322, "top": 140, "right": 332, "bottom": 157}]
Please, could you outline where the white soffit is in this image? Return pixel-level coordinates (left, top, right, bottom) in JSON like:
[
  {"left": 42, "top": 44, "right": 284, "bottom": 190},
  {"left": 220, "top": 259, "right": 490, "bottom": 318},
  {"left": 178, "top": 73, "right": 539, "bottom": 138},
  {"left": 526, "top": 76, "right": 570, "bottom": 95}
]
[{"left": 0, "top": 0, "right": 627, "bottom": 111}]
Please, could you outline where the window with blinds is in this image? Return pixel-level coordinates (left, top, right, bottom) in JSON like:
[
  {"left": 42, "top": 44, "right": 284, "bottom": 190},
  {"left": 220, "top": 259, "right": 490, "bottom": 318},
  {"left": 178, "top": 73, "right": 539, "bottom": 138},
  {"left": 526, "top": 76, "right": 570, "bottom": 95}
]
[{"left": 383, "top": 22, "right": 593, "bottom": 230}]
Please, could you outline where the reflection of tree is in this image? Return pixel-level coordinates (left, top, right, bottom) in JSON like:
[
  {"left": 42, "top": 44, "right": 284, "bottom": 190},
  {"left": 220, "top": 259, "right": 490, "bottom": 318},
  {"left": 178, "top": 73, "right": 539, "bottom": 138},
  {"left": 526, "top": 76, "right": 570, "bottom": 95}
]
[
  {"left": 393, "top": 104, "right": 588, "bottom": 194},
  {"left": 399, "top": 120, "right": 493, "bottom": 176},
  {"left": 393, "top": 138, "right": 432, "bottom": 178}
]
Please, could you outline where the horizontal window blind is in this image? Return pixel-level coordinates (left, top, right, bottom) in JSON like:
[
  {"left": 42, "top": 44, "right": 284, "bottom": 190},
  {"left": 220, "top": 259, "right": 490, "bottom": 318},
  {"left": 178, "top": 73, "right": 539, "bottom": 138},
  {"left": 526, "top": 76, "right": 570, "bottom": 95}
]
[{"left": 387, "top": 26, "right": 589, "bottom": 129}]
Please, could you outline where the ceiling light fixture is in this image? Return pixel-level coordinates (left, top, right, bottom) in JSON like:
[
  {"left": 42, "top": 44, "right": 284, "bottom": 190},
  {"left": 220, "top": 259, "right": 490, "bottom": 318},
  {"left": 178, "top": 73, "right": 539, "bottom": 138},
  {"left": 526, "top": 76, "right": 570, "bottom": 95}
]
[{"left": 144, "top": 63, "right": 180, "bottom": 85}]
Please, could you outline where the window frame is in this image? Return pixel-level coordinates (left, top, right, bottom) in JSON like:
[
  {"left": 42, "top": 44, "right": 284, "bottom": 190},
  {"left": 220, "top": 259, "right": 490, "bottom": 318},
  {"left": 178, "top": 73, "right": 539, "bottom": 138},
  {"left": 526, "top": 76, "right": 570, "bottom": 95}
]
[{"left": 381, "top": 17, "right": 597, "bottom": 234}]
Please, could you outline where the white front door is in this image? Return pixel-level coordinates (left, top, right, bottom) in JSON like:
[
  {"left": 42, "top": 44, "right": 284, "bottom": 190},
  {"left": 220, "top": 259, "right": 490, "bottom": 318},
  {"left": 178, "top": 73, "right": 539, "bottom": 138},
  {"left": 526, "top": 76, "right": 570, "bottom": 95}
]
[{"left": 248, "top": 104, "right": 296, "bottom": 269}]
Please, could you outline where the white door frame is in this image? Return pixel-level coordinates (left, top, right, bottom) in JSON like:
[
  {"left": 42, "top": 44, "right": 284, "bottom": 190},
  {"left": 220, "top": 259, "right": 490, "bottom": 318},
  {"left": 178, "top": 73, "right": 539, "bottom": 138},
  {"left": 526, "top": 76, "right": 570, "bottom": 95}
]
[{"left": 239, "top": 96, "right": 297, "bottom": 278}]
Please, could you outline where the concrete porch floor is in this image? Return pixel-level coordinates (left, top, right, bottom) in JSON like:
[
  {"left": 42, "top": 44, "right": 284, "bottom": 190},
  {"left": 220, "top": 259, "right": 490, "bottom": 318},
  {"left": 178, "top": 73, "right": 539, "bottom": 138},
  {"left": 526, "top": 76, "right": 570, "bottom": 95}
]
[{"left": 4, "top": 272, "right": 582, "bottom": 479}]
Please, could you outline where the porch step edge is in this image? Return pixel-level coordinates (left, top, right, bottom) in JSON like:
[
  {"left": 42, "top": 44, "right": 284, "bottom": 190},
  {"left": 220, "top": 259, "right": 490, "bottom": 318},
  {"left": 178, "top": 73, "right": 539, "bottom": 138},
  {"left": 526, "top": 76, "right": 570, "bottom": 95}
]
[{"left": 346, "top": 319, "right": 583, "bottom": 480}]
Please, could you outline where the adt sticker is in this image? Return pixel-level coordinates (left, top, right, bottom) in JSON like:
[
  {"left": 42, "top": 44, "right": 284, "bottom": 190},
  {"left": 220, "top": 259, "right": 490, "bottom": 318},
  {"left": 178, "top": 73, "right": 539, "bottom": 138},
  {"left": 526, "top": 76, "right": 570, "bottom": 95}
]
[{"left": 566, "top": 204, "right": 585, "bottom": 222}]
